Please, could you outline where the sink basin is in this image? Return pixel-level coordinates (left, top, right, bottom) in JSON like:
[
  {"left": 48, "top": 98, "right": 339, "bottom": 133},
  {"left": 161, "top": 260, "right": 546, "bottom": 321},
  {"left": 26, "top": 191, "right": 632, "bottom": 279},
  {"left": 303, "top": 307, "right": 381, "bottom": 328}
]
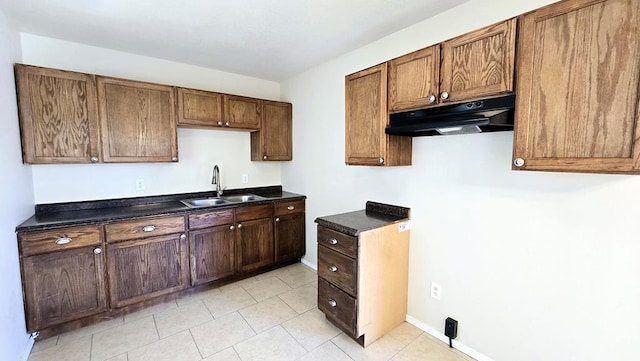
[
  {"left": 222, "top": 194, "right": 266, "bottom": 203},
  {"left": 180, "top": 198, "right": 228, "bottom": 208}
]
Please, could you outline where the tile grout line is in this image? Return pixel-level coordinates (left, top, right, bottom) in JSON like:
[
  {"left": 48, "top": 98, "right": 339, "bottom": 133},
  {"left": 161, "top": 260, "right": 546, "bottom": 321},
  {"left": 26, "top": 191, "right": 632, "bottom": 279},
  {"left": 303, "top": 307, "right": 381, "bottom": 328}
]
[{"left": 187, "top": 329, "right": 205, "bottom": 360}]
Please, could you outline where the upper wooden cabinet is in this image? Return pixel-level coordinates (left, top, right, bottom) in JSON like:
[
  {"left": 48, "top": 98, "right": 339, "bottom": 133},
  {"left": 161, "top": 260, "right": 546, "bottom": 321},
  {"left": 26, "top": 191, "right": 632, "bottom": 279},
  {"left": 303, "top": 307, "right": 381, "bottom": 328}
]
[
  {"left": 223, "top": 94, "right": 262, "bottom": 130},
  {"left": 388, "top": 19, "right": 516, "bottom": 112},
  {"left": 345, "top": 64, "right": 412, "bottom": 166},
  {"left": 251, "top": 100, "right": 292, "bottom": 161},
  {"left": 513, "top": 0, "right": 640, "bottom": 174},
  {"left": 97, "top": 77, "right": 178, "bottom": 163},
  {"left": 176, "top": 87, "right": 223, "bottom": 127},
  {"left": 15, "top": 65, "right": 101, "bottom": 164}
]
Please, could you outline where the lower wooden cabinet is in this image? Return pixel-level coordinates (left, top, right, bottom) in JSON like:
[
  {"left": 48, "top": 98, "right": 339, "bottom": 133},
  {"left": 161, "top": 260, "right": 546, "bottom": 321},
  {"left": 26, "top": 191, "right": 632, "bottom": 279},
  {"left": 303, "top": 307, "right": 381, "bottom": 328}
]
[
  {"left": 274, "top": 199, "right": 305, "bottom": 263},
  {"left": 189, "top": 225, "right": 236, "bottom": 286},
  {"left": 18, "top": 226, "right": 106, "bottom": 333},
  {"left": 236, "top": 217, "right": 274, "bottom": 273}
]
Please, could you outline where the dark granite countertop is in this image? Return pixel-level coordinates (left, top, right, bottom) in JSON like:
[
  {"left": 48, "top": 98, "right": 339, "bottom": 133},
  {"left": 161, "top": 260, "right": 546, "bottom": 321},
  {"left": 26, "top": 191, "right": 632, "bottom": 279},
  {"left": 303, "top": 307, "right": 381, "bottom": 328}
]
[
  {"left": 17, "top": 186, "right": 305, "bottom": 232},
  {"left": 314, "top": 201, "right": 410, "bottom": 236}
]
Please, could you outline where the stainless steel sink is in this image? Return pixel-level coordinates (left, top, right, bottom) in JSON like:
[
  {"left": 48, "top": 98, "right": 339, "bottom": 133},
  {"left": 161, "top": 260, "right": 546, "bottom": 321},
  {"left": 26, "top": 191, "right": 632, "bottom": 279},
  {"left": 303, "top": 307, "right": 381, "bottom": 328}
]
[
  {"left": 222, "top": 194, "right": 266, "bottom": 202},
  {"left": 180, "top": 198, "right": 228, "bottom": 208}
]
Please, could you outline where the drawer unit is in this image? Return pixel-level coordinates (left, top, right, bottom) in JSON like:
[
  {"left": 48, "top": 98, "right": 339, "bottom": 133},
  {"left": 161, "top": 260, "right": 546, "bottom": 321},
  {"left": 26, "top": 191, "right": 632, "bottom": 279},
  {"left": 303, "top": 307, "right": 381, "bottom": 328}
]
[
  {"left": 317, "top": 225, "right": 357, "bottom": 258},
  {"left": 236, "top": 203, "right": 274, "bottom": 222},
  {"left": 317, "top": 245, "right": 357, "bottom": 296},
  {"left": 318, "top": 278, "right": 356, "bottom": 335},
  {"left": 189, "top": 209, "right": 234, "bottom": 230},
  {"left": 19, "top": 225, "right": 102, "bottom": 257},
  {"left": 275, "top": 199, "right": 305, "bottom": 215},
  {"left": 105, "top": 215, "right": 186, "bottom": 243}
]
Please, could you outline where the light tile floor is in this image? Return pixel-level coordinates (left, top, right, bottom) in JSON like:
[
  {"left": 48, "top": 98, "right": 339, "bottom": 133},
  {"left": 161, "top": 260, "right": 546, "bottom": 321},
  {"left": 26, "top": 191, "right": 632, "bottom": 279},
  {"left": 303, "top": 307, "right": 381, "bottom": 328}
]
[{"left": 28, "top": 263, "right": 474, "bottom": 361}]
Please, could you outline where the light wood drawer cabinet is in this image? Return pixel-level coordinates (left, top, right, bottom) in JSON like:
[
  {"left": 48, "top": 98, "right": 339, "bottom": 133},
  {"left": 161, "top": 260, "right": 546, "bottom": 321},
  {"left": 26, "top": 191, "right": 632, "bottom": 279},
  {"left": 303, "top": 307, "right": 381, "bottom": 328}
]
[{"left": 104, "top": 215, "right": 186, "bottom": 243}]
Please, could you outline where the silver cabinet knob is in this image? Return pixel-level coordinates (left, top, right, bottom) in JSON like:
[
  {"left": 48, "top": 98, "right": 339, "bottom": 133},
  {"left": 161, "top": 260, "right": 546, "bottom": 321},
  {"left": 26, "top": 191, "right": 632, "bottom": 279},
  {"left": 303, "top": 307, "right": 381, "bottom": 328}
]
[
  {"left": 93, "top": 247, "right": 102, "bottom": 255},
  {"left": 90, "top": 156, "right": 99, "bottom": 163},
  {"left": 142, "top": 225, "right": 156, "bottom": 232},
  {"left": 378, "top": 157, "right": 384, "bottom": 165},
  {"left": 237, "top": 223, "right": 242, "bottom": 229},
  {"left": 329, "top": 238, "right": 338, "bottom": 245},
  {"left": 275, "top": 217, "right": 280, "bottom": 222},
  {"left": 287, "top": 206, "right": 295, "bottom": 211},
  {"left": 328, "top": 299, "right": 337, "bottom": 307},
  {"left": 225, "top": 121, "right": 230, "bottom": 126},
  {"left": 171, "top": 157, "right": 178, "bottom": 162},
  {"left": 217, "top": 121, "right": 223, "bottom": 126},
  {"left": 514, "top": 158, "right": 525, "bottom": 167},
  {"left": 55, "top": 237, "right": 72, "bottom": 245},
  {"left": 440, "top": 92, "right": 449, "bottom": 100},
  {"left": 329, "top": 265, "right": 338, "bottom": 272},
  {"left": 230, "top": 225, "right": 235, "bottom": 230},
  {"left": 180, "top": 234, "right": 186, "bottom": 240},
  {"left": 427, "top": 94, "right": 436, "bottom": 104},
  {"left": 263, "top": 155, "right": 267, "bottom": 160}
]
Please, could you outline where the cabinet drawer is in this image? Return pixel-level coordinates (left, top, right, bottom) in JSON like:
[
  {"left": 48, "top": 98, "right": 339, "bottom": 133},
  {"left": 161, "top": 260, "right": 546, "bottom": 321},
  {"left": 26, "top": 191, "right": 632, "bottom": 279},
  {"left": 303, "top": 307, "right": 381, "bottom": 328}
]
[
  {"left": 318, "top": 245, "right": 357, "bottom": 296},
  {"left": 317, "top": 226, "right": 357, "bottom": 258},
  {"left": 274, "top": 199, "right": 305, "bottom": 215},
  {"left": 19, "top": 225, "right": 102, "bottom": 257},
  {"left": 105, "top": 215, "right": 185, "bottom": 243},
  {"left": 236, "top": 204, "right": 274, "bottom": 222},
  {"left": 318, "top": 278, "right": 356, "bottom": 336},
  {"left": 189, "top": 209, "right": 234, "bottom": 230}
]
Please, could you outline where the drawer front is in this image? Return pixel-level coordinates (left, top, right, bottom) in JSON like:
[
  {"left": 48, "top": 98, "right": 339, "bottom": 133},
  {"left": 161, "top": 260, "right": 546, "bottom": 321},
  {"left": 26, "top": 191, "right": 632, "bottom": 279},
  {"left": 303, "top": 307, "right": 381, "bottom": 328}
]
[
  {"left": 274, "top": 199, "right": 305, "bottom": 216},
  {"left": 235, "top": 203, "right": 274, "bottom": 222},
  {"left": 317, "top": 226, "right": 357, "bottom": 258},
  {"left": 19, "top": 225, "right": 102, "bottom": 257},
  {"left": 105, "top": 215, "right": 186, "bottom": 243},
  {"left": 318, "top": 245, "right": 357, "bottom": 296},
  {"left": 189, "top": 209, "right": 234, "bottom": 230},
  {"left": 318, "top": 278, "right": 356, "bottom": 336}
]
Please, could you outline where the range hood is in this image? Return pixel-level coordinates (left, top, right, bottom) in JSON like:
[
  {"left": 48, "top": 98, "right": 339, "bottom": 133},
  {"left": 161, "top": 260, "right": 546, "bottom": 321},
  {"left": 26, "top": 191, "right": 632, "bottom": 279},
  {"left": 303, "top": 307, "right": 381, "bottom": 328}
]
[{"left": 386, "top": 94, "right": 515, "bottom": 136}]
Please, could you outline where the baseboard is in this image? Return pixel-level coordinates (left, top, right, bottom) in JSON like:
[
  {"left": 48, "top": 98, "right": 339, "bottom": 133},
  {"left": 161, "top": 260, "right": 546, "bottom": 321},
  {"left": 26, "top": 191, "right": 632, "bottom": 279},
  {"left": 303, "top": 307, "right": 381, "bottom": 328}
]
[
  {"left": 300, "top": 257, "right": 317, "bottom": 270},
  {"left": 405, "top": 315, "right": 495, "bottom": 361},
  {"left": 21, "top": 333, "right": 35, "bottom": 361}
]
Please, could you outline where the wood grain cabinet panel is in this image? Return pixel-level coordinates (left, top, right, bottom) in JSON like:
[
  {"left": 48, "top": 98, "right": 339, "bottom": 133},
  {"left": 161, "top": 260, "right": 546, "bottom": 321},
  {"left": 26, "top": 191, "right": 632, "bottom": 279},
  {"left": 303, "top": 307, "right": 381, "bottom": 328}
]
[
  {"left": 274, "top": 212, "right": 305, "bottom": 263},
  {"left": 97, "top": 77, "right": 178, "bottom": 163},
  {"left": 388, "top": 46, "right": 440, "bottom": 112},
  {"left": 189, "top": 225, "right": 236, "bottom": 286},
  {"left": 345, "top": 64, "right": 412, "bottom": 166},
  {"left": 177, "top": 87, "right": 223, "bottom": 127},
  {"left": 513, "top": 0, "right": 640, "bottom": 174},
  {"left": 236, "top": 217, "right": 274, "bottom": 273},
  {"left": 251, "top": 100, "right": 292, "bottom": 161},
  {"left": 223, "top": 94, "right": 261, "bottom": 130},
  {"left": 15, "top": 64, "right": 101, "bottom": 164}
]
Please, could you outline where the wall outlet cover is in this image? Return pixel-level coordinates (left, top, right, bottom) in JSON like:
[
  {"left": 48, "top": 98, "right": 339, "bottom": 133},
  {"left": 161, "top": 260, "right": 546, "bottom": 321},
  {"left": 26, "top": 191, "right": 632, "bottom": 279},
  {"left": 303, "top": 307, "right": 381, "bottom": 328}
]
[{"left": 431, "top": 282, "right": 442, "bottom": 300}]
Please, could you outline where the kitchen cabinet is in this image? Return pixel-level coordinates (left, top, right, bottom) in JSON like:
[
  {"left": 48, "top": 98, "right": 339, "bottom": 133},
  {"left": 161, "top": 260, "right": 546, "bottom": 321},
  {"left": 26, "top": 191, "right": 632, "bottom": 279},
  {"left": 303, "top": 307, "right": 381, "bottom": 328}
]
[
  {"left": 176, "top": 87, "right": 224, "bottom": 127},
  {"left": 223, "top": 94, "right": 262, "bottom": 130},
  {"left": 14, "top": 64, "right": 101, "bottom": 164},
  {"left": 235, "top": 204, "right": 275, "bottom": 273},
  {"left": 316, "top": 203, "right": 410, "bottom": 346},
  {"left": 18, "top": 225, "right": 106, "bottom": 332},
  {"left": 188, "top": 209, "right": 236, "bottom": 286},
  {"left": 274, "top": 199, "right": 305, "bottom": 263},
  {"left": 251, "top": 100, "right": 292, "bottom": 161},
  {"left": 513, "top": 0, "right": 640, "bottom": 174},
  {"left": 345, "top": 63, "right": 412, "bottom": 166},
  {"left": 105, "top": 215, "right": 188, "bottom": 308},
  {"left": 97, "top": 77, "right": 178, "bottom": 163},
  {"left": 388, "top": 19, "right": 516, "bottom": 112}
]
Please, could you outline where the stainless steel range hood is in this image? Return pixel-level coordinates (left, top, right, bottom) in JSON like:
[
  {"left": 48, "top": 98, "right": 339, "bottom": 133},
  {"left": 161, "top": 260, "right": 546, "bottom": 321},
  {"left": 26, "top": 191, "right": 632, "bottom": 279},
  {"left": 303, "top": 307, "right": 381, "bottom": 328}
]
[{"left": 385, "top": 94, "right": 515, "bottom": 136}]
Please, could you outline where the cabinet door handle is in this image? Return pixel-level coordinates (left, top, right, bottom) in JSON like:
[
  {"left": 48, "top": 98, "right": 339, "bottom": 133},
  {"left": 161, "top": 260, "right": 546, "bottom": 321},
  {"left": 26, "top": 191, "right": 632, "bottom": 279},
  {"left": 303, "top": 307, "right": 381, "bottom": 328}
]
[
  {"left": 142, "top": 225, "right": 156, "bottom": 232},
  {"left": 427, "top": 94, "right": 436, "bottom": 104},
  {"left": 329, "top": 265, "right": 338, "bottom": 272},
  {"left": 275, "top": 217, "right": 280, "bottom": 222},
  {"left": 55, "top": 237, "right": 72, "bottom": 245},
  {"left": 90, "top": 156, "right": 99, "bottom": 163},
  {"left": 513, "top": 157, "right": 525, "bottom": 167},
  {"left": 440, "top": 91, "right": 449, "bottom": 100},
  {"left": 329, "top": 238, "right": 338, "bottom": 245},
  {"left": 93, "top": 247, "right": 102, "bottom": 255},
  {"left": 287, "top": 205, "right": 294, "bottom": 210},
  {"left": 328, "top": 299, "right": 337, "bottom": 307},
  {"left": 263, "top": 155, "right": 268, "bottom": 160},
  {"left": 225, "top": 121, "right": 230, "bottom": 126},
  {"left": 230, "top": 225, "right": 235, "bottom": 230},
  {"left": 378, "top": 157, "right": 384, "bottom": 165},
  {"left": 237, "top": 223, "right": 242, "bottom": 229},
  {"left": 179, "top": 234, "right": 186, "bottom": 240},
  {"left": 217, "top": 121, "right": 223, "bottom": 126}
]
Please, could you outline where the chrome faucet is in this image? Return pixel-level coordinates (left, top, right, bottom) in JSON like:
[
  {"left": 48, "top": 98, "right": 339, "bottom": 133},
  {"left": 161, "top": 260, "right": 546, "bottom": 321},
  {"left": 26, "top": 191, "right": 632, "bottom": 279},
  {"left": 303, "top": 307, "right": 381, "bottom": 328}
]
[{"left": 212, "top": 165, "right": 224, "bottom": 197}]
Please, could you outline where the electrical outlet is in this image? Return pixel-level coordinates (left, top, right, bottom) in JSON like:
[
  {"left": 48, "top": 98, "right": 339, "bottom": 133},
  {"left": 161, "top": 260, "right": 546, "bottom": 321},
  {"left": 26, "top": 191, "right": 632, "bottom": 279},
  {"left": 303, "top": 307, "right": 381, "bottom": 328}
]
[
  {"left": 431, "top": 282, "right": 442, "bottom": 300},
  {"left": 242, "top": 174, "right": 249, "bottom": 184},
  {"left": 135, "top": 179, "right": 145, "bottom": 191}
]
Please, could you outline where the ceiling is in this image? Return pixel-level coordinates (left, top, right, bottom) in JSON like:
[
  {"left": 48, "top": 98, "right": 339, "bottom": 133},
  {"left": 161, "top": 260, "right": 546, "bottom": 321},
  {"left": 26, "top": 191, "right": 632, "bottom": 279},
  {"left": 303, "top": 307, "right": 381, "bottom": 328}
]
[{"left": 0, "top": 0, "right": 468, "bottom": 81}]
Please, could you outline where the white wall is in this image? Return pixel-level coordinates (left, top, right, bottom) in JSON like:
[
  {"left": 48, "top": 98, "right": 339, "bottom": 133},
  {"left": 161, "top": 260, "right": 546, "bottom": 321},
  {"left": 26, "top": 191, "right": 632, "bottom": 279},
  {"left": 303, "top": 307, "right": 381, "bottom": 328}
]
[
  {"left": 0, "top": 9, "right": 35, "bottom": 361},
  {"left": 281, "top": 0, "right": 640, "bottom": 360},
  {"left": 20, "top": 34, "right": 283, "bottom": 203}
]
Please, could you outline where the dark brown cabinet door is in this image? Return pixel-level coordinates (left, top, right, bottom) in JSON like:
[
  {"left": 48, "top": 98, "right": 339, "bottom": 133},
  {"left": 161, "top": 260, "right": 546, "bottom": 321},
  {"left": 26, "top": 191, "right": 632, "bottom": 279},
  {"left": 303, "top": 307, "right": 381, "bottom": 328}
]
[
  {"left": 388, "top": 46, "right": 440, "bottom": 112},
  {"left": 189, "top": 225, "right": 236, "bottom": 286},
  {"left": 15, "top": 64, "right": 101, "bottom": 164},
  {"left": 97, "top": 77, "right": 178, "bottom": 163},
  {"left": 223, "top": 94, "right": 261, "bottom": 130},
  {"left": 251, "top": 101, "right": 292, "bottom": 161},
  {"left": 275, "top": 212, "right": 305, "bottom": 263},
  {"left": 236, "top": 218, "right": 274, "bottom": 273},
  {"left": 107, "top": 233, "right": 188, "bottom": 308},
  {"left": 177, "top": 87, "right": 223, "bottom": 127},
  {"left": 345, "top": 63, "right": 411, "bottom": 166},
  {"left": 513, "top": 0, "right": 640, "bottom": 174},
  {"left": 21, "top": 246, "right": 106, "bottom": 332},
  {"left": 440, "top": 19, "right": 516, "bottom": 103}
]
